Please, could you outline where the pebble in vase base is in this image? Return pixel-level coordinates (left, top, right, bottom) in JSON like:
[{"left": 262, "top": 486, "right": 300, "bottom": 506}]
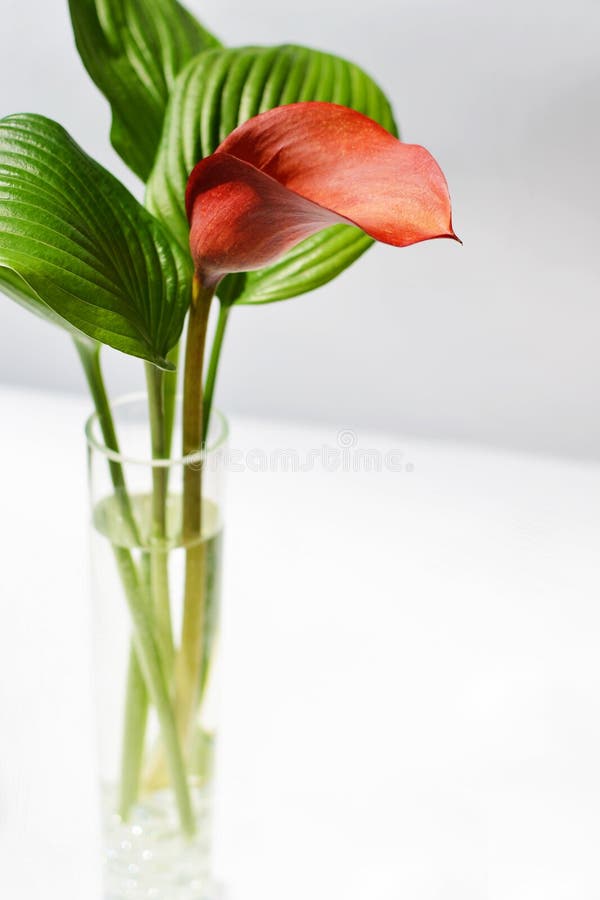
[{"left": 102, "top": 787, "right": 219, "bottom": 900}]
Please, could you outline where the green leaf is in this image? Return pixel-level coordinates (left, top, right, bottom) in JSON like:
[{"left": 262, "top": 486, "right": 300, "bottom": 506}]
[
  {"left": 0, "top": 114, "right": 192, "bottom": 367},
  {"left": 68, "top": 0, "right": 221, "bottom": 181},
  {"left": 146, "top": 44, "right": 398, "bottom": 305}
]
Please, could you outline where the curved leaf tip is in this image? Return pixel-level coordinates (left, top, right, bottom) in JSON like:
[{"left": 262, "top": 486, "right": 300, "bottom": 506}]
[{"left": 68, "top": 0, "right": 221, "bottom": 180}]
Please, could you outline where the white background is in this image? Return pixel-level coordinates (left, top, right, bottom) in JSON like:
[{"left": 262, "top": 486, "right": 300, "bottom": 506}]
[{"left": 0, "top": 0, "right": 599, "bottom": 456}]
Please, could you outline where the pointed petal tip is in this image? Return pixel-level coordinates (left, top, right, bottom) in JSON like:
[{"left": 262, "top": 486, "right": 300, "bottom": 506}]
[{"left": 444, "top": 217, "right": 462, "bottom": 245}]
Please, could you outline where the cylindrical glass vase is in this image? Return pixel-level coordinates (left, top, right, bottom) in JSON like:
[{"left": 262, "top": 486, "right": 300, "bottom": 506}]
[{"left": 85, "top": 393, "right": 227, "bottom": 900}]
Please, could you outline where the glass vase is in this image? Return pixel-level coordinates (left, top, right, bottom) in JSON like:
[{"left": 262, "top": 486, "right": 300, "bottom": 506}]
[{"left": 85, "top": 393, "right": 227, "bottom": 900}]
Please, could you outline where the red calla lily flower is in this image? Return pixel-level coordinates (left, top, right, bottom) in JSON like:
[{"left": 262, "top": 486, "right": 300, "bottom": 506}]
[{"left": 186, "top": 101, "right": 458, "bottom": 289}]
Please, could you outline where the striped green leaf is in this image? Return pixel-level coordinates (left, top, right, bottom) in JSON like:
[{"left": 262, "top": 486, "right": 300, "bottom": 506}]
[
  {"left": 146, "top": 44, "right": 398, "bottom": 305},
  {"left": 68, "top": 0, "right": 221, "bottom": 181},
  {"left": 0, "top": 114, "right": 191, "bottom": 367}
]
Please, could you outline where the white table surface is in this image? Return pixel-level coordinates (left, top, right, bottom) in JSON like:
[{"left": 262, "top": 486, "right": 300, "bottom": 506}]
[{"left": 1, "top": 385, "right": 600, "bottom": 900}]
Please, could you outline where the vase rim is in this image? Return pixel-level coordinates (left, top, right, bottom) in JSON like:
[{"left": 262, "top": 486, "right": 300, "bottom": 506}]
[{"left": 85, "top": 391, "right": 229, "bottom": 468}]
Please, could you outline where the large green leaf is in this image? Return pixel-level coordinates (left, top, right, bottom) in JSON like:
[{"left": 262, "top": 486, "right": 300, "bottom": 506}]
[
  {"left": 146, "top": 44, "right": 398, "bottom": 305},
  {"left": 68, "top": 0, "right": 221, "bottom": 181},
  {"left": 0, "top": 114, "right": 191, "bottom": 367}
]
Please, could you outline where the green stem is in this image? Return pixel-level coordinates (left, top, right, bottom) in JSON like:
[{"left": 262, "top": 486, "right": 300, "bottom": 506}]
[
  {"left": 76, "top": 338, "right": 194, "bottom": 832},
  {"left": 118, "top": 645, "right": 149, "bottom": 817},
  {"left": 113, "top": 545, "right": 195, "bottom": 836},
  {"left": 119, "top": 550, "right": 152, "bottom": 814},
  {"left": 175, "top": 277, "right": 214, "bottom": 747},
  {"left": 164, "top": 342, "right": 180, "bottom": 459},
  {"left": 74, "top": 337, "right": 150, "bottom": 819},
  {"left": 145, "top": 363, "right": 175, "bottom": 680},
  {"left": 75, "top": 338, "right": 139, "bottom": 544},
  {"left": 202, "top": 302, "right": 230, "bottom": 443}
]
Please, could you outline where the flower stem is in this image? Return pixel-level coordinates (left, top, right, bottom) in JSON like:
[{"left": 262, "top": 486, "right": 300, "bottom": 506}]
[
  {"left": 175, "top": 277, "right": 214, "bottom": 748},
  {"left": 202, "top": 301, "right": 230, "bottom": 443}
]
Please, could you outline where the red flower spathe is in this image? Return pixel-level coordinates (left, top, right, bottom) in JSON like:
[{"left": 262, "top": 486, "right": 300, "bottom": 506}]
[{"left": 186, "top": 102, "right": 458, "bottom": 288}]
